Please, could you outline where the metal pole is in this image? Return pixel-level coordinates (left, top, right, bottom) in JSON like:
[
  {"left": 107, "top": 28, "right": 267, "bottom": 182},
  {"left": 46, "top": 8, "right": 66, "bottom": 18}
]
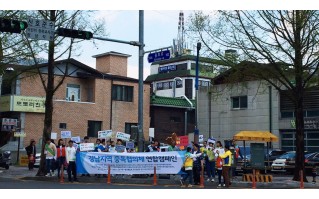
[
  {"left": 17, "top": 136, "right": 20, "bottom": 164},
  {"left": 194, "top": 42, "right": 201, "bottom": 143},
  {"left": 184, "top": 110, "right": 187, "bottom": 136},
  {"left": 138, "top": 10, "right": 144, "bottom": 153}
]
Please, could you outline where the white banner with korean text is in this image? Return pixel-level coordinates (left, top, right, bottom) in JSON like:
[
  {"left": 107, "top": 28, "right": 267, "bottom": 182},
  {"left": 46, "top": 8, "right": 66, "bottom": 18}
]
[{"left": 76, "top": 151, "right": 186, "bottom": 174}]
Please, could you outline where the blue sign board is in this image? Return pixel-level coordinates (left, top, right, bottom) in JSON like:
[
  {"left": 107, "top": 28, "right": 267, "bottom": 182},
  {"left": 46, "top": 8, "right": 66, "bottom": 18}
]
[
  {"left": 158, "top": 65, "right": 177, "bottom": 73},
  {"left": 147, "top": 50, "right": 171, "bottom": 63}
]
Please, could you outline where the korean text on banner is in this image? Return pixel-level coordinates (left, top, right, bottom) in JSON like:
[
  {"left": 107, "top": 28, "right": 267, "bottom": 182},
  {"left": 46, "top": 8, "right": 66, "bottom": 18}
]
[
  {"left": 79, "top": 143, "right": 94, "bottom": 151},
  {"left": 76, "top": 151, "right": 186, "bottom": 175},
  {"left": 61, "top": 131, "right": 72, "bottom": 139},
  {"left": 98, "top": 130, "right": 113, "bottom": 139},
  {"left": 115, "top": 132, "right": 130, "bottom": 141}
]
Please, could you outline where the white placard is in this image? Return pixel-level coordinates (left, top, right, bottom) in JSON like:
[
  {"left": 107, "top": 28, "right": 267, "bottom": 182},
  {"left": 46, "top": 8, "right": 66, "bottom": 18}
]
[
  {"left": 73, "top": 143, "right": 79, "bottom": 151},
  {"left": 98, "top": 130, "right": 113, "bottom": 138},
  {"left": 79, "top": 143, "right": 95, "bottom": 151},
  {"left": 199, "top": 134, "right": 204, "bottom": 142},
  {"left": 51, "top": 132, "right": 57, "bottom": 140},
  {"left": 71, "top": 136, "right": 81, "bottom": 143},
  {"left": 14, "top": 132, "right": 26, "bottom": 137},
  {"left": 149, "top": 128, "right": 155, "bottom": 138},
  {"left": 26, "top": 19, "right": 55, "bottom": 41},
  {"left": 115, "top": 132, "right": 131, "bottom": 141},
  {"left": 61, "top": 131, "right": 72, "bottom": 139}
]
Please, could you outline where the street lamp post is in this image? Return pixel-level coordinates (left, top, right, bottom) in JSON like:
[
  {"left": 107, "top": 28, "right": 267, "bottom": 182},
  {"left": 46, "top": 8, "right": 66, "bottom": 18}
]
[
  {"left": 194, "top": 42, "right": 201, "bottom": 144},
  {"left": 137, "top": 10, "right": 144, "bottom": 153}
]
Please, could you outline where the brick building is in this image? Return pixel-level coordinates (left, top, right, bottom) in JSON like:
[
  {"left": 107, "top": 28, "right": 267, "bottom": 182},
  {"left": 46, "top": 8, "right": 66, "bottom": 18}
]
[{"left": 0, "top": 51, "right": 150, "bottom": 156}]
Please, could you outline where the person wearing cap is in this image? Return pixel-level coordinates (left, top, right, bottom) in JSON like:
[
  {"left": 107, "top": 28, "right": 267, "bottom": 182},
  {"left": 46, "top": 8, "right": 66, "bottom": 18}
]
[
  {"left": 217, "top": 145, "right": 232, "bottom": 188},
  {"left": 66, "top": 140, "right": 78, "bottom": 182}
]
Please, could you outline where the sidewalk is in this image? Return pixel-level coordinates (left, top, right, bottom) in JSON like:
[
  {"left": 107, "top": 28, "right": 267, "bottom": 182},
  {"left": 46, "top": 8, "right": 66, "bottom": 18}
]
[{"left": 1, "top": 166, "right": 318, "bottom": 189}]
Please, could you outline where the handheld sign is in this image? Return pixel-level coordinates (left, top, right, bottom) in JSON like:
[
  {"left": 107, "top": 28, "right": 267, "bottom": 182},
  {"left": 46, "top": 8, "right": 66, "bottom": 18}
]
[
  {"left": 116, "top": 132, "right": 130, "bottom": 141},
  {"left": 126, "top": 141, "right": 134, "bottom": 149},
  {"left": 98, "top": 130, "right": 113, "bottom": 138},
  {"left": 14, "top": 132, "right": 26, "bottom": 137},
  {"left": 61, "top": 131, "right": 72, "bottom": 138},
  {"left": 79, "top": 143, "right": 94, "bottom": 151},
  {"left": 71, "top": 136, "right": 81, "bottom": 143},
  {"left": 51, "top": 132, "right": 57, "bottom": 140}
]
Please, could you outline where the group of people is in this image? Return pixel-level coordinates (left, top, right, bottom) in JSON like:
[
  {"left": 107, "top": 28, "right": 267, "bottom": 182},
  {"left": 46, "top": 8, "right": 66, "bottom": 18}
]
[{"left": 180, "top": 140, "right": 233, "bottom": 188}]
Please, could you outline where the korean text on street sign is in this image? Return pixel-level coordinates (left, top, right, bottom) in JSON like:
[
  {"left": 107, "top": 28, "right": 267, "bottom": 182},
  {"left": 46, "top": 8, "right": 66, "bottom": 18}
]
[
  {"left": 26, "top": 19, "right": 55, "bottom": 41},
  {"left": 61, "top": 131, "right": 72, "bottom": 139},
  {"left": 98, "top": 130, "right": 113, "bottom": 138},
  {"left": 14, "top": 132, "right": 26, "bottom": 137},
  {"left": 79, "top": 143, "right": 94, "bottom": 151},
  {"left": 115, "top": 132, "right": 131, "bottom": 141},
  {"left": 147, "top": 49, "right": 171, "bottom": 63}
]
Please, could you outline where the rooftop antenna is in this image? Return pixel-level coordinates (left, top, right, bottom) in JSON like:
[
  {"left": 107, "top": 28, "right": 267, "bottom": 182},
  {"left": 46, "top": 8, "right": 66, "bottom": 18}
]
[{"left": 177, "top": 11, "right": 185, "bottom": 56}]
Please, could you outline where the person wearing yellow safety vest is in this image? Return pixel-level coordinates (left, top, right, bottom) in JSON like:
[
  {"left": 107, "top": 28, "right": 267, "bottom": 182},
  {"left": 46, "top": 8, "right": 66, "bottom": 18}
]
[
  {"left": 217, "top": 145, "right": 232, "bottom": 188},
  {"left": 180, "top": 147, "right": 201, "bottom": 188},
  {"left": 205, "top": 142, "right": 216, "bottom": 182}
]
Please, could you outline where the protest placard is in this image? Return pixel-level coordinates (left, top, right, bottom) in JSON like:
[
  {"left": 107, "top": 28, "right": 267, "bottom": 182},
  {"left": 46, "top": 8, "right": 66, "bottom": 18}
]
[
  {"left": 79, "top": 143, "right": 94, "bottom": 151},
  {"left": 126, "top": 141, "right": 134, "bottom": 149},
  {"left": 115, "top": 132, "right": 130, "bottom": 141},
  {"left": 98, "top": 130, "right": 113, "bottom": 138},
  {"left": 51, "top": 132, "right": 57, "bottom": 140},
  {"left": 61, "top": 131, "right": 72, "bottom": 138},
  {"left": 71, "top": 136, "right": 81, "bottom": 143}
]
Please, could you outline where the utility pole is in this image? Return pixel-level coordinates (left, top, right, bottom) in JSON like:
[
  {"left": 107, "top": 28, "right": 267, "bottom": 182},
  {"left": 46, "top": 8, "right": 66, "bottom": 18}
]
[
  {"left": 138, "top": 10, "right": 144, "bottom": 152},
  {"left": 194, "top": 42, "right": 201, "bottom": 144}
]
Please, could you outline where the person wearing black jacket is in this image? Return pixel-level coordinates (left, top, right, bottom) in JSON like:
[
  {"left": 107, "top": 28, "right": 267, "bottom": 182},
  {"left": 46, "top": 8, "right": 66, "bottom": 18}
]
[
  {"left": 25, "top": 139, "right": 36, "bottom": 170},
  {"left": 192, "top": 143, "right": 203, "bottom": 185}
]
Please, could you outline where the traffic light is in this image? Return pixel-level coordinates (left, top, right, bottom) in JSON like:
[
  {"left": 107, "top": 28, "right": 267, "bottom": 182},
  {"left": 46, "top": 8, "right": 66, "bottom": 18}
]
[
  {"left": 56, "top": 28, "right": 93, "bottom": 40},
  {"left": 0, "top": 18, "right": 28, "bottom": 34}
]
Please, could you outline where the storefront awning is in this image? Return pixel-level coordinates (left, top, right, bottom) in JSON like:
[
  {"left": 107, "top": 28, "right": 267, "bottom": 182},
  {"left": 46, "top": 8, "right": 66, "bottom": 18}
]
[{"left": 233, "top": 131, "right": 279, "bottom": 142}]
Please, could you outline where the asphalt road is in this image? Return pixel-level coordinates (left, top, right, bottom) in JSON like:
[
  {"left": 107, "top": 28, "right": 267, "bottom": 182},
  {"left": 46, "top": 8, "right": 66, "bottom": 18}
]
[{"left": 0, "top": 177, "right": 198, "bottom": 189}]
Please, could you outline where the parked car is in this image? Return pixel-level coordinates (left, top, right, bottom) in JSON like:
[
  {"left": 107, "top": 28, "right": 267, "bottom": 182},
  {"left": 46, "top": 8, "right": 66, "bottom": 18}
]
[
  {"left": 305, "top": 152, "right": 319, "bottom": 166},
  {"left": 271, "top": 151, "right": 313, "bottom": 173},
  {"left": 34, "top": 153, "right": 41, "bottom": 167}
]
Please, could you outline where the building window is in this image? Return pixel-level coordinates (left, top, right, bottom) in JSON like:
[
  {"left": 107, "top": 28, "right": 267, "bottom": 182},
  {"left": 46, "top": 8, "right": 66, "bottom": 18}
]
[
  {"left": 87, "top": 120, "right": 102, "bottom": 138},
  {"left": 112, "top": 85, "right": 133, "bottom": 102},
  {"left": 185, "top": 79, "right": 193, "bottom": 99},
  {"left": 281, "top": 131, "right": 319, "bottom": 152},
  {"left": 125, "top": 123, "right": 138, "bottom": 140},
  {"left": 231, "top": 96, "right": 247, "bottom": 109},
  {"left": 59, "top": 123, "right": 67, "bottom": 129},
  {"left": 66, "top": 84, "right": 80, "bottom": 102}
]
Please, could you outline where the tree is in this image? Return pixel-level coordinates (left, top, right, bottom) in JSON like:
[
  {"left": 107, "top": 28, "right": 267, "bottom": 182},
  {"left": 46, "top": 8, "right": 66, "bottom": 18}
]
[
  {"left": 188, "top": 10, "right": 319, "bottom": 181},
  {"left": 11, "top": 10, "right": 105, "bottom": 176}
]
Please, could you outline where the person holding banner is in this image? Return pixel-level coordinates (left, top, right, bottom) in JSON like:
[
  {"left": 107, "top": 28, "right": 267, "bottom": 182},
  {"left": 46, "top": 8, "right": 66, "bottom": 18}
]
[
  {"left": 45, "top": 138, "right": 57, "bottom": 177},
  {"left": 66, "top": 140, "right": 78, "bottom": 182},
  {"left": 56, "top": 139, "right": 67, "bottom": 179},
  {"left": 180, "top": 147, "right": 197, "bottom": 188}
]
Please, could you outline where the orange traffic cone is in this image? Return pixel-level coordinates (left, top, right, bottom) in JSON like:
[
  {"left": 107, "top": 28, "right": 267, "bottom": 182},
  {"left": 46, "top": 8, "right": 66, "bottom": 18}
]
[
  {"left": 153, "top": 166, "right": 157, "bottom": 186},
  {"left": 107, "top": 165, "right": 111, "bottom": 184}
]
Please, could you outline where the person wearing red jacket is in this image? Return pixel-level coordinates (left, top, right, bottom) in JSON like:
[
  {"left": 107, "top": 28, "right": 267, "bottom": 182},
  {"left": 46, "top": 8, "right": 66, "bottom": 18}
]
[{"left": 56, "top": 139, "right": 66, "bottom": 179}]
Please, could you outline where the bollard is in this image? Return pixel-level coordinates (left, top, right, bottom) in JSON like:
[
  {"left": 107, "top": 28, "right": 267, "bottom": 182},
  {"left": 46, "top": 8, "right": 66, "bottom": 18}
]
[
  {"left": 300, "top": 170, "right": 304, "bottom": 189},
  {"left": 252, "top": 169, "right": 256, "bottom": 189},
  {"left": 60, "top": 165, "right": 64, "bottom": 183},
  {"left": 199, "top": 166, "right": 204, "bottom": 188},
  {"left": 107, "top": 165, "right": 111, "bottom": 184},
  {"left": 153, "top": 166, "right": 157, "bottom": 186}
]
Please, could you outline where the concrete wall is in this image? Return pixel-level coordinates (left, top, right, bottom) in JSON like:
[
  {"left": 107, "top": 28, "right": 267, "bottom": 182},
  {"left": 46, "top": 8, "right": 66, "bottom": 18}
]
[{"left": 198, "top": 80, "right": 280, "bottom": 148}]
